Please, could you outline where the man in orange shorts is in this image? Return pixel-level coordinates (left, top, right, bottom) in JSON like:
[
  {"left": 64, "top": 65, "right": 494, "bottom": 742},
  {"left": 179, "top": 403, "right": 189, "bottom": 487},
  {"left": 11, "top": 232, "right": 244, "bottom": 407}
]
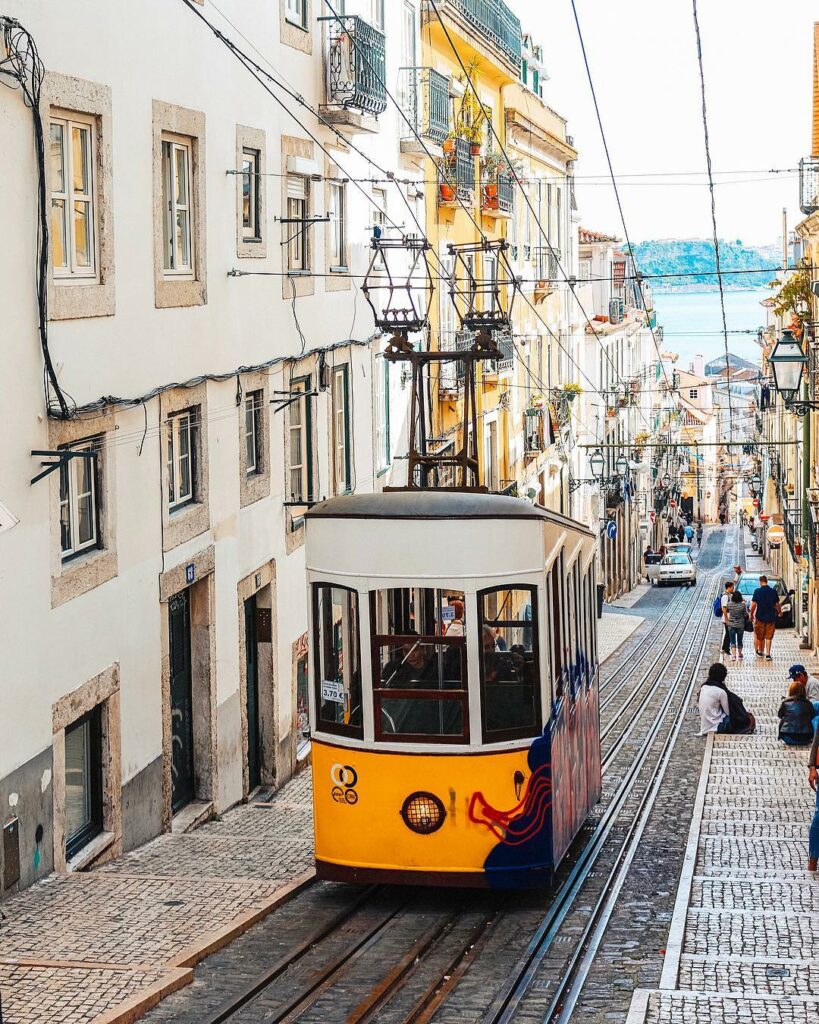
[{"left": 750, "top": 574, "right": 781, "bottom": 661}]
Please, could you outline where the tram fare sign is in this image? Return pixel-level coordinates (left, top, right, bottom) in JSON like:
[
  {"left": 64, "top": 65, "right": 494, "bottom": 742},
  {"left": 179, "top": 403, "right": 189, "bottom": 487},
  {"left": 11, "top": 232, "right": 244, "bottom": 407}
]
[{"left": 321, "top": 679, "right": 345, "bottom": 704}]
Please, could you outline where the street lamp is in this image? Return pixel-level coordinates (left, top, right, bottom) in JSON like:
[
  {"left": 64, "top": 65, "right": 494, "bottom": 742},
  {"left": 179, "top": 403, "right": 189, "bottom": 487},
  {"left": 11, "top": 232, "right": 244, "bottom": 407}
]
[
  {"left": 752, "top": 473, "right": 761, "bottom": 493},
  {"left": 615, "top": 454, "right": 629, "bottom": 476},
  {"left": 590, "top": 449, "right": 605, "bottom": 481},
  {"left": 768, "top": 328, "right": 808, "bottom": 404},
  {"left": 662, "top": 473, "right": 671, "bottom": 488}
]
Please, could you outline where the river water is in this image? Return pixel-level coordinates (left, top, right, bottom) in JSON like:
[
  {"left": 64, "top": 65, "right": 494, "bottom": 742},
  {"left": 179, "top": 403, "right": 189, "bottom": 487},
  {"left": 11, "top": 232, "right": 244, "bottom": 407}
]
[{"left": 652, "top": 289, "right": 772, "bottom": 370}]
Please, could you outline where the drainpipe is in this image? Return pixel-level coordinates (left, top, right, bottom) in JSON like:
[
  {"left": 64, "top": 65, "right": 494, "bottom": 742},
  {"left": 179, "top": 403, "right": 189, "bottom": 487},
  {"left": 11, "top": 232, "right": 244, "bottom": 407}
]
[{"left": 803, "top": 369, "right": 812, "bottom": 648}]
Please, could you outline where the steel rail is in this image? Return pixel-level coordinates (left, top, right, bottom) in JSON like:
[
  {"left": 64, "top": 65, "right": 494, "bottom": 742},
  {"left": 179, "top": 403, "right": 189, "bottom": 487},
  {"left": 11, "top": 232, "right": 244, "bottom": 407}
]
[
  {"left": 478, "top": 529, "right": 732, "bottom": 1024},
  {"left": 542, "top": 526, "right": 744, "bottom": 1024}
]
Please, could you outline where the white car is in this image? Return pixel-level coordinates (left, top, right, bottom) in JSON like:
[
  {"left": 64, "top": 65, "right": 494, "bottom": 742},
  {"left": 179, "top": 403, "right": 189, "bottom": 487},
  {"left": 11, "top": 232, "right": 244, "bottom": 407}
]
[{"left": 656, "top": 553, "right": 697, "bottom": 587}]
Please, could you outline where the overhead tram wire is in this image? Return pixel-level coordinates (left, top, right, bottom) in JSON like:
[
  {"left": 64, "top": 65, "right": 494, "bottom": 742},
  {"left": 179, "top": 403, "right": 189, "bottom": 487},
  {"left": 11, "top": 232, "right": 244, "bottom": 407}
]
[
  {"left": 422, "top": 0, "right": 660, "bottom": 442},
  {"left": 691, "top": 0, "right": 734, "bottom": 449},
  {"left": 567, "top": 0, "right": 674, "bottom": 400},
  {"left": 194, "top": 0, "right": 654, "bottom": 434}
]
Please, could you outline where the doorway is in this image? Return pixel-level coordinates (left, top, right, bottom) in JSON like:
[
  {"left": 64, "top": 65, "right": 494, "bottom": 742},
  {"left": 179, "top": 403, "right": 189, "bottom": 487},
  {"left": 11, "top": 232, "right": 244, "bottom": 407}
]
[
  {"left": 169, "top": 590, "right": 195, "bottom": 814},
  {"left": 244, "top": 594, "right": 262, "bottom": 792}
]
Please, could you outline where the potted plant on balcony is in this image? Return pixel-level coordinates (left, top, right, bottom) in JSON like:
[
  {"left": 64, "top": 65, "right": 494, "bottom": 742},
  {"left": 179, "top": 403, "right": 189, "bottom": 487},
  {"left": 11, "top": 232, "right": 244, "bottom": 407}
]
[
  {"left": 560, "top": 382, "right": 583, "bottom": 402},
  {"left": 442, "top": 132, "right": 456, "bottom": 156}
]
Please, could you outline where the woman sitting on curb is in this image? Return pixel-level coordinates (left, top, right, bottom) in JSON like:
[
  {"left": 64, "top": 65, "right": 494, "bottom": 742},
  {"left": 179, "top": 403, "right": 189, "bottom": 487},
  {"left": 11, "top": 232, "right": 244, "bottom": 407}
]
[
  {"left": 698, "top": 662, "right": 755, "bottom": 735},
  {"left": 777, "top": 680, "right": 815, "bottom": 746}
]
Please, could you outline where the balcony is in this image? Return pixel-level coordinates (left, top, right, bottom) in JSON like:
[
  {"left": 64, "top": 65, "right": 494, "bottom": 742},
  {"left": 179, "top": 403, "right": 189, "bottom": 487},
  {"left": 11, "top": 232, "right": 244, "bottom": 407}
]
[
  {"left": 399, "top": 67, "right": 450, "bottom": 157},
  {"left": 525, "top": 409, "right": 546, "bottom": 457},
  {"left": 533, "top": 248, "right": 560, "bottom": 303},
  {"left": 438, "top": 329, "right": 474, "bottom": 392},
  {"left": 484, "top": 329, "right": 515, "bottom": 375},
  {"left": 438, "top": 137, "right": 476, "bottom": 207},
  {"left": 320, "top": 15, "right": 386, "bottom": 133},
  {"left": 800, "top": 157, "right": 819, "bottom": 215},
  {"left": 481, "top": 171, "right": 514, "bottom": 220},
  {"left": 428, "top": 0, "right": 522, "bottom": 75}
]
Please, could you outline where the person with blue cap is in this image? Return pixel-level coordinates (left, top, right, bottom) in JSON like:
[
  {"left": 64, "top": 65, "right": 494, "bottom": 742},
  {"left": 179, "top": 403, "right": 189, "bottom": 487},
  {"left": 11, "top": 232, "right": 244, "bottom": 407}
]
[{"left": 790, "top": 664, "right": 819, "bottom": 703}]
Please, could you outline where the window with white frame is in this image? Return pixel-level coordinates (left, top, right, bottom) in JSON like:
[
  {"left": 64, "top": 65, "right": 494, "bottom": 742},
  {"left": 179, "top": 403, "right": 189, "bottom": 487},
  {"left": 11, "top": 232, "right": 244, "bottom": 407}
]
[
  {"left": 167, "top": 410, "right": 196, "bottom": 511},
  {"left": 161, "top": 135, "right": 194, "bottom": 274},
  {"left": 59, "top": 440, "right": 100, "bottom": 561},
  {"left": 289, "top": 378, "right": 312, "bottom": 504},
  {"left": 372, "top": 187, "right": 387, "bottom": 266},
  {"left": 374, "top": 351, "right": 390, "bottom": 472},
  {"left": 372, "top": 0, "right": 385, "bottom": 29},
  {"left": 245, "top": 391, "right": 263, "bottom": 475},
  {"left": 50, "top": 112, "right": 97, "bottom": 280},
  {"left": 484, "top": 420, "right": 499, "bottom": 491},
  {"left": 328, "top": 180, "right": 347, "bottom": 270},
  {"left": 285, "top": 0, "right": 307, "bottom": 28},
  {"left": 332, "top": 366, "right": 351, "bottom": 494},
  {"left": 242, "top": 148, "right": 261, "bottom": 241},
  {"left": 286, "top": 174, "right": 309, "bottom": 273}
]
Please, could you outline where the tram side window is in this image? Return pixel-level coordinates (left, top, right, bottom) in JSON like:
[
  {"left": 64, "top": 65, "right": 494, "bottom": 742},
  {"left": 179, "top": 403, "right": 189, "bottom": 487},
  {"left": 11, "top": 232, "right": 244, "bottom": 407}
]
[
  {"left": 371, "top": 588, "right": 468, "bottom": 742},
  {"left": 313, "top": 584, "right": 363, "bottom": 738},
  {"left": 479, "top": 586, "right": 541, "bottom": 741},
  {"left": 551, "top": 568, "right": 563, "bottom": 699}
]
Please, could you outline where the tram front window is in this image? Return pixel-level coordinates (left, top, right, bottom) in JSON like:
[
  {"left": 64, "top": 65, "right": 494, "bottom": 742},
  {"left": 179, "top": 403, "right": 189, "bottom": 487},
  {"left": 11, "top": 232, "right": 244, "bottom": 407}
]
[
  {"left": 371, "top": 588, "right": 468, "bottom": 742},
  {"left": 479, "top": 586, "right": 541, "bottom": 741},
  {"left": 313, "top": 584, "right": 363, "bottom": 738}
]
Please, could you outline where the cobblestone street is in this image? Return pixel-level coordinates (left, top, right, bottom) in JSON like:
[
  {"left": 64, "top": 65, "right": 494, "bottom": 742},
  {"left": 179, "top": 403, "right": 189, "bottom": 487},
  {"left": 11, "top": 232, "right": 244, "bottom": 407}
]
[
  {"left": 0, "top": 774, "right": 314, "bottom": 1023},
  {"left": 627, "top": 540, "right": 819, "bottom": 1024}
]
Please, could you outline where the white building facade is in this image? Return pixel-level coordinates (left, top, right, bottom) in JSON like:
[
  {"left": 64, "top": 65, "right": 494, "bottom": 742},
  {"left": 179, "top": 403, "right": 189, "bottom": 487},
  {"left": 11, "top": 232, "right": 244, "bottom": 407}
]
[{"left": 0, "top": 0, "right": 418, "bottom": 893}]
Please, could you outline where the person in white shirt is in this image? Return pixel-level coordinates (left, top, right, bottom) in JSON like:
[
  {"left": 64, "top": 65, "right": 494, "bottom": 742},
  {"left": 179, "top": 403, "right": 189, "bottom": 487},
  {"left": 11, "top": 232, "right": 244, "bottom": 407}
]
[{"left": 699, "top": 662, "right": 730, "bottom": 735}]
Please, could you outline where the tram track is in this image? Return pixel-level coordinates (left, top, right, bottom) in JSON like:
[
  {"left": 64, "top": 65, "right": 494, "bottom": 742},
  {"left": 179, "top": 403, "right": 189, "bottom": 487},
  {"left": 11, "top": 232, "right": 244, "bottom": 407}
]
[
  {"left": 474, "top": 526, "right": 737, "bottom": 1024},
  {"left": 171, "top": 530, "right": 734, "bottom": 1024}
]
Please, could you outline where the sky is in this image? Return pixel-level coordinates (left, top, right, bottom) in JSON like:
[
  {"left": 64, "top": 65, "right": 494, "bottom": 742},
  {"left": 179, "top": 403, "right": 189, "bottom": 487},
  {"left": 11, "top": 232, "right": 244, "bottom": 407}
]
[{"left": 508, "top": 0, "right": 814, "bottom": 247}]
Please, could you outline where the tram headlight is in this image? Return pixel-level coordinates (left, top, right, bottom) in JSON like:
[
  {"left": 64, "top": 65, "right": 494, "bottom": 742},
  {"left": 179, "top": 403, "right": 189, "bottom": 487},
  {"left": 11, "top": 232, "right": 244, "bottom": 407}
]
[{"left": 400, "top": 792, "right": 446, "bottom": 835}]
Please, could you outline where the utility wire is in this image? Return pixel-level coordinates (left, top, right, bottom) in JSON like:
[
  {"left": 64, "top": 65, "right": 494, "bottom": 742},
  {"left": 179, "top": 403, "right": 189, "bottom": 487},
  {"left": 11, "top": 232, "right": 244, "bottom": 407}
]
[{"left": 690, "top": 0, "right": 734, "bottom": 450}]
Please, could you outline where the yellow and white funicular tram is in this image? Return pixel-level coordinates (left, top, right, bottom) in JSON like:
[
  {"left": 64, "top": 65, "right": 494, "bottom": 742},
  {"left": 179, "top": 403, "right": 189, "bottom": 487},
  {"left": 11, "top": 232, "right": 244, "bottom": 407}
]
[{"left": 305, "top": 490, "right": 601, "bottom": 889}]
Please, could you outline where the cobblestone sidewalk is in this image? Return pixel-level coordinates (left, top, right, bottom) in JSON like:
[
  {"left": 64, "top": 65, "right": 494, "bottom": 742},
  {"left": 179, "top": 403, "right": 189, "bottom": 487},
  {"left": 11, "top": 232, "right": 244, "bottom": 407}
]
[
  {"left": 599, "top": 609, "right": 645, "bottom": 663},
  {"left": 627, "top": 550, "right": 819, "bottom": 1023},
  {"left": 0, "top": 772, "right": 315, "bottom": 1024}
]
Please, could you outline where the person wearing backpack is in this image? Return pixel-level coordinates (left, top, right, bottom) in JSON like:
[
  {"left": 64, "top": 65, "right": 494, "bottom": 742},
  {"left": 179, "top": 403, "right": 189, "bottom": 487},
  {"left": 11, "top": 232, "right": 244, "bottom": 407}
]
[{"left": 714, "top": 581, "right": 734, "bottom": 658}]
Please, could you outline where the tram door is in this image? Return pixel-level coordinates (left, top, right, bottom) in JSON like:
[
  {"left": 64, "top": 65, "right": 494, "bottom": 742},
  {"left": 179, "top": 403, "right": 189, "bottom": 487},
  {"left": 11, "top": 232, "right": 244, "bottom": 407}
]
[
  {"left": 244, "top": 594, "right": 262, "bottom": 792},
  {"left": 169, "top": 590, "right": 195, "bottom": 813}
]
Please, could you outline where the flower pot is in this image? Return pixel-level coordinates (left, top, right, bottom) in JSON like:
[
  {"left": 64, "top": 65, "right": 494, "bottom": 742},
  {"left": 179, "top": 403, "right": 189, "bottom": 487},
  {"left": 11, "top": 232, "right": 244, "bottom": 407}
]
[
  {"left": 483, "top": 182, "right": 498, "bottom": 210},
  {"left": 439, "top": 182, "right": 456, "bottom": 202},
  {"left": 442, "top": 138, "right": 455, "bottom": 155},
  {"left": 470, "top": 143, "right": 482, "bottom": 156}
]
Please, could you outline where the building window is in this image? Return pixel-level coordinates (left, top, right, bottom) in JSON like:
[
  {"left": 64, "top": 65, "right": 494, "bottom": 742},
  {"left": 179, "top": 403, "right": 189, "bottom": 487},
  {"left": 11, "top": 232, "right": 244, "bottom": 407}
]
[
  {"left": 332, "top": 365, "right": 351, "bottom": 494},
  {"left": 65, "top": 706, "right": 103, "bottom": 859},
  {"left": 161, "top": 136, "right": 194, "bottom": 274},
  {"left": 59, "top": 441, "right": 100, "bottom": 562},
  {"left": 375, "top": 352, "right": 390, "bottom": 472},
  {"left": 371, "top": 0, "right": 385, "bottom": 29},
  {"left": 328, "top": 181, "right": 347, "bottom": 270},
  {"left": 241, "top": 148, "right": 261, "bottom": 241},
  {"left": 285, "top": 0, "right": 307, "bottom": 28},
  {"left": 245, "top": 391, "right": 263, "bottom": 475},
  {"left": 689, "top": 388, "right": 698, "bottom": 399},
  {"left": 484, "top": 421, "right": 499, "bottom": 491},
  {"left": 289, "top": 378, "right": 313, "bottom": 503},
  {"left": 167, "top": 410, "right": 196, "bottom": 511},
  {"left": 286, "top": 174, "right": 309, "bottom": 273},
  {"left": 50, "top": 113, "right": 97, "bottom": 280}
]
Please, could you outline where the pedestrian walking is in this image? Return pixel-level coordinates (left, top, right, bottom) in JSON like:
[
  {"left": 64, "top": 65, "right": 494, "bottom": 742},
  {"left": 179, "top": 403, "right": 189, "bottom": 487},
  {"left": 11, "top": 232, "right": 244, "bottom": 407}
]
[
  {"left": 806, "top": 728, "right": 819, "bottom": 870},
  {"left": 684, "top": 522, "right": 694, "bottom": 542},
  {"left": 716, "top": 581, "right": 735, "bottom": 658},
  {"left": 696, "top": 522, "right": 703, "bottom": 545},
  {"left": 750, "top": 574, "right": 781, "bottom": 661},
  {"left": 724, "top": 590, "right": 748, "bottom": 661},
  {"left": 777, "top": 680, "right": 815, "bottom": 746},
  {"left": 733, "top": 565, "right": 743, "bottom": 585}
]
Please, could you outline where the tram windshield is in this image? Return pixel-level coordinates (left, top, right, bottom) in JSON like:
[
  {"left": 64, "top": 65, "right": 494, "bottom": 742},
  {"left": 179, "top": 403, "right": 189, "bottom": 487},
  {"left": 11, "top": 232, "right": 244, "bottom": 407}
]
[
  {"left": 313, "top": 584, "right": 363, "bottom": 738},
  {"left": 479, "top": 586, "right": 541, "bottom": 741},
  {"left": 371, "top": 588, "right": 468, "bottom": 742}
]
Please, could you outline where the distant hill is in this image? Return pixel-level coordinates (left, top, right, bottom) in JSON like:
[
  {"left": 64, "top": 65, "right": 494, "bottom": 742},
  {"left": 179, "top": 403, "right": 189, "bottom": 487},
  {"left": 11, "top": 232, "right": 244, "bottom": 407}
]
[{"left": 629, "top": 239, "right": 779, "bottom": 292}]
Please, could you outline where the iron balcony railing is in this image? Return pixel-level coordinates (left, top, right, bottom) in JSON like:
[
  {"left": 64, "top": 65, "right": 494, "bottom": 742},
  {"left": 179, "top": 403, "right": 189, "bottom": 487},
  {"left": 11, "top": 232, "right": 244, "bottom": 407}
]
[
  {"left": 399, "top": 67, "right": 449, "bottom": 146},
  {"left": 486, "top": 329, "right": 514, "bottom": 373},
  {"left": 482, "top": 171, "right": 513, "bottom": 216},
  {"left": 438, "top": 329, "right": 474, "bottom": 390},
  {"left": 784, "top": 499, "right": 802, "bottom": 563},
  {"left": 800, "top": 157, "right": 819, "bottom": 215},
  {"left": 324, "top": 15, "right": 387, "bottom": 115},
  {"left": 439, "top": 137, "right": 476, "bottom": 202},
  {"left": 533, "top": 247, "right": 560, "bottom": 282},
  {"left": 441, "top": 0, "right": 522, "bottom": 70}
]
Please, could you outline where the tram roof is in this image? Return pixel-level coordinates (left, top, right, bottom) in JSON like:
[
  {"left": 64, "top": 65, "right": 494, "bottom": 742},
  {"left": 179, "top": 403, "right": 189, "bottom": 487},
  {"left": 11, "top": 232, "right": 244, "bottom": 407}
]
[{"left": 306, "top": 490, "right": 593, "bottom": 534}]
